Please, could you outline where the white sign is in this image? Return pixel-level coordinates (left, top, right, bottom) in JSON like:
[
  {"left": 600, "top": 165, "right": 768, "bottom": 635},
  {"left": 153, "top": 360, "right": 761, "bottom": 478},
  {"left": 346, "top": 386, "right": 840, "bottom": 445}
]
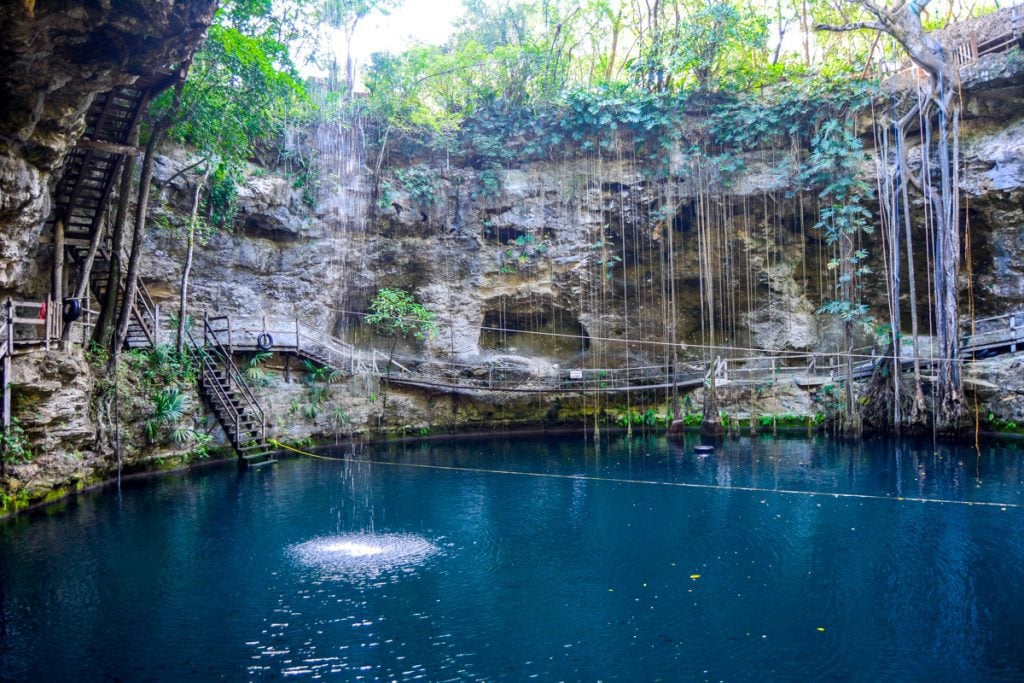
[{"left": 569, "top": 370, "right": 583, "bottom": 380}]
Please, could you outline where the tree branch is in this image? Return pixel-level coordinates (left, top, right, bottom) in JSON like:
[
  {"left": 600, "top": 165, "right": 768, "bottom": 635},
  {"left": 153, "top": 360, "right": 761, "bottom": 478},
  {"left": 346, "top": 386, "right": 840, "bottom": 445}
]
[{"left": 815, "top": 20, "right": 885, "bottom": 32}]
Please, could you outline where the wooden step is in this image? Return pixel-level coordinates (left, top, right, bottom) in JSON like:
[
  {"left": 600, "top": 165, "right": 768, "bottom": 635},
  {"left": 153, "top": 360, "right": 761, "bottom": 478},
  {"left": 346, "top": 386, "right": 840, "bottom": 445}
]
[{"left": 242, "top": 452, "right": 277, "bottom": 468}]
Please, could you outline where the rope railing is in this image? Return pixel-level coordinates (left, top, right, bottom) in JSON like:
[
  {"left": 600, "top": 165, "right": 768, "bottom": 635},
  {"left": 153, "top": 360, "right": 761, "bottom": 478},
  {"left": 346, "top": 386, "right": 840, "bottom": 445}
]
[{"left": 190, "top": 310, "right": 1024, "bottom": 395}]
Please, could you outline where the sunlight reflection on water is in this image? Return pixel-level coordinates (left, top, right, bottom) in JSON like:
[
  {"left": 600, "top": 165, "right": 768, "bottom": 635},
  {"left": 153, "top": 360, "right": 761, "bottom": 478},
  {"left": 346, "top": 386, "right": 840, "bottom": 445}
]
[{"left": 289, "top": 533, "right": 439, "bottom": 581}]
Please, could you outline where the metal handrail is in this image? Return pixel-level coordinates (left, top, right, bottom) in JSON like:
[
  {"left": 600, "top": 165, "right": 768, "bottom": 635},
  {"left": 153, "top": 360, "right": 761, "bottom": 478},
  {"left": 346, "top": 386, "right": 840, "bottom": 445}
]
[{"left": 203, "top": 316, "right": 266, "bottom": 444}]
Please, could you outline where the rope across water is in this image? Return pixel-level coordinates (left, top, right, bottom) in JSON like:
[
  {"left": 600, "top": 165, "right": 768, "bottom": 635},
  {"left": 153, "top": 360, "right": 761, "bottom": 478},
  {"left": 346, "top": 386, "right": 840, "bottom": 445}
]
[{"left": 267, "top": 440, "right": 1022, "bottom": 510}]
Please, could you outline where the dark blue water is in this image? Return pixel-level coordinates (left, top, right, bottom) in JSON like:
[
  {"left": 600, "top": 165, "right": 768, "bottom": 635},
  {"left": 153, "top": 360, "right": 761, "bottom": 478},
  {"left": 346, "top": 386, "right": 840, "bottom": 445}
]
[{"left": 2, "top": 434, "right": 1024, "bottom": 681}]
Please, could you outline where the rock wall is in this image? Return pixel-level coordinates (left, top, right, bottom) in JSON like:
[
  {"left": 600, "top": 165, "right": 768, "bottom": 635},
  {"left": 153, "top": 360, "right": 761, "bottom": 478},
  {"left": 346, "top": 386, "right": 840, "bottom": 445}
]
[
  {"left": 4, "top": 8, "right": 1024, "bottom": 508},
  {"left": 144, "top": 52, "right": 1024, "bottom": 365},
  {"left": 120, "top": 48, "right": 1024, "bottom": 447},
  {"left": 2, "top": 348, "right": 219, "bottom": 513},
  {"left": 0, "top": 1, "right": 218, "bottom": 512},
  {"left": 0, "top": 0, "right": 216, "bottom": 290}
]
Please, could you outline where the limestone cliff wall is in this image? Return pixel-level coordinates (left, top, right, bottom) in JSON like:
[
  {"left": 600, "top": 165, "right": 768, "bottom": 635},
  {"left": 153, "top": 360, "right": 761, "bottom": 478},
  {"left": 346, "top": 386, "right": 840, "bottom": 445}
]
[
  {"left": 3, "top": 8, "right": 1024, "bottom": 508},
  {"left": 0, "top": 1, "right": 218, "bottom": 512},
  {"left": 143, "top": 53, "right": 1024, "bottom": 366},
  {"left": 0, "top": 0, "right": 216, "bottom": 291},
  {"left": 124, "top": 52, "right": 1024, "bottom": 446}
]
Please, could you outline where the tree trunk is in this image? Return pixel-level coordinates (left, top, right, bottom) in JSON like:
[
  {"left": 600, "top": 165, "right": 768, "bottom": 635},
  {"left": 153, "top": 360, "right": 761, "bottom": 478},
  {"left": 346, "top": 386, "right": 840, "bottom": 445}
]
[
  {"left": 94, "top": 152, "right": 136, "bottom": 347},
  {"left": 111, "top": 59, "right": 191, "bottom": 365},
  {"left": 111, "top": 127, "right": 163, "bottom": 363},
  {"left": 177, "top": 167, "right": 209, "bottom": 354},
  {"left": 379, "top": 337, "right": 398, "bottom": 428},
  {"left": 51, "top": 217, "right": 64, "bottom": 325},
  {"left": 702, "top": 360, "right": 723, "bottom": 438},
  {"left": 817, "top": 0, "right": 964, "bottom": 432},
  {"left": 901, "top": 139, "right": 928, "bottom": 426},
  {"left": 934, "top": 94, "right": 965, "bottom": 431}
]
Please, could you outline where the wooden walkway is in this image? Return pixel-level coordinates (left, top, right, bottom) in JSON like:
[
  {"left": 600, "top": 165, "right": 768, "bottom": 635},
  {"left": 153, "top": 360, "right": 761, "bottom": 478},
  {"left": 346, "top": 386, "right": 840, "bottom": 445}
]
[
  {"left": 205, "top": 310, "right": 1024, "bottom": 398},
  {"left": 949, "top": 5, "right": 1024, "bottom": 69}
]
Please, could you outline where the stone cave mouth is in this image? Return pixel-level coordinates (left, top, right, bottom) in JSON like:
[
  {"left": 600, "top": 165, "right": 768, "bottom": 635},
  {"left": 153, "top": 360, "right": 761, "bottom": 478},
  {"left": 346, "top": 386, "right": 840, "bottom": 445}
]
[{"left": 479, "top": 307, "right": 589, "bottom": 359}]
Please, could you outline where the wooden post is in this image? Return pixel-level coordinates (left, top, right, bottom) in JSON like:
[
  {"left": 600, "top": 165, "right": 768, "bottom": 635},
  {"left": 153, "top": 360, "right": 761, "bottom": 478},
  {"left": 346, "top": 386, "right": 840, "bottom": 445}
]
[
  {"left": 153, "top": 304, "right": 160, "bottom": 347},
  {"left": 227, "top": 315, "right": 233, "bottom": 356},
  {"left": 295, "top": 318, "right": 300, "bottom": 355},
  {"left": 3, "top": 298, "right": 12, "bottom": 432},
  {"left": 52, "top": 218, "right": 65, "bottom": 326},
  {"left": 284, "top": 353, "right": 291, "bottom": 384},
  {"left": 1011, "top": 314, "right": 1018, "bottom": 354}
]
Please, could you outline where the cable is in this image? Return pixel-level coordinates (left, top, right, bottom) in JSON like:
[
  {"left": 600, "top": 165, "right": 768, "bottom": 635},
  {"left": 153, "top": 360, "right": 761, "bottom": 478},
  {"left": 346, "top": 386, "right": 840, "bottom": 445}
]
[
  {"left": 325, "top": 305, "right": 1010, "bottom": 364},
  {"left": 267, "top": 439, "right": 1023, "bottom": 510}
]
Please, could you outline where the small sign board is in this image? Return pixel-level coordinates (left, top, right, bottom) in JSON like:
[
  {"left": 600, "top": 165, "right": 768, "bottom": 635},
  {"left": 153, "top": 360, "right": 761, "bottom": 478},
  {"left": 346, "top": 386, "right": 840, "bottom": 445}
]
[{"left": 569, "top": 370, "right": 584, "bottom": 380}]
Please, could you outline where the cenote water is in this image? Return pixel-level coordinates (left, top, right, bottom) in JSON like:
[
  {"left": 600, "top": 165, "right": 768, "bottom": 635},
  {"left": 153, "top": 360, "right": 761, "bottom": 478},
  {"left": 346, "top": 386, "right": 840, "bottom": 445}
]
[{"left": 2, "top": 434, "right": 1024, "bottom": 681}]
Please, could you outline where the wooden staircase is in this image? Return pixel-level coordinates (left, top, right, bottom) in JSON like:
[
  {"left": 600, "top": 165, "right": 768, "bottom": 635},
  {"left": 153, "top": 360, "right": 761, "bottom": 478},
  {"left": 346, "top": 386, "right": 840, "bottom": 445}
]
[
  {"left": 46, "top": 83, "right": 152, "bottom": 251},
  {"left": 88, "top": 244, "right": 157, "bottom": 349},
  {"left": 43, "top": 79, "right": 163, "bottom": 349}
]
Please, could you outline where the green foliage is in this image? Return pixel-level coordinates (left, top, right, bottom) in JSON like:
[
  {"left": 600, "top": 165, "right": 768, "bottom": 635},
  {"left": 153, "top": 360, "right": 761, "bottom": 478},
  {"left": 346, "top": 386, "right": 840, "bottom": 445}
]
[
  {"left": 500, "top": 232, "right": 550, "bottom": 274},
  {"left": 365, "top": 288, "right": 437, "bottom": 343},
  {"left": 683, "top": 412, "right": 703, "bottom": 427},
  {"left": 156, "top": 2, "right": 310, "bottom": 227},
  {"left": 630, "top": 1, "right": 769, "bottom": 92},
  {"left": 127, "top": 344, "right": 199, "bottom": 388},
  {"left": 120, "top": 345, "right": 209, "bottom": 457},
  {"left": 757, "top": 413, "right": 821, "bottom": 428},
  {"left": 206, "top": 162, "right": 241, "bottom": 228},
  {"left": 704, "top": 76, "right": 873, "bottom": 151},
  {"left": 291, "top": 359, "right": 341, "bottom": 422},
  {"left": 322, "top": 0, "right": 401, "bottom": 35},
  {"left": 393, "top": 165, "right": 438, "bottom": 207},
  {"left": 243, "top": 350, "right": 274, "bottom": 386},
  {"left": 303, "top": 358, "right": 341, "bottom": 387},
  {"left": 146, "top": 388, "right": 187, "bottom": 443},
  {"left": 0, "top": 419, "right": 33, "bottom": 466},
  {"left": 616, "top": 408, "right": 664, "bottom": 427},
  {"left": 802, "top": 119, "right": 875, "bottom": 328},
  {"left": 590, "top": 237, "right": 623, "bottom": 280},
  {"left": 985, "top": 412, "right": 1024, "bottom": 434},
  {"left": 0, "top": 488, "right": 30, "bottom": 515}
]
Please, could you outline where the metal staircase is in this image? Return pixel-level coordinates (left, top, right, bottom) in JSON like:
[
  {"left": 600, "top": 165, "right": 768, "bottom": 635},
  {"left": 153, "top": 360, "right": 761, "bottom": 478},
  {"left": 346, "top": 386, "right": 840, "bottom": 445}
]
[{"left": 194, "top": 316, "right": 275, "bottom": 466}]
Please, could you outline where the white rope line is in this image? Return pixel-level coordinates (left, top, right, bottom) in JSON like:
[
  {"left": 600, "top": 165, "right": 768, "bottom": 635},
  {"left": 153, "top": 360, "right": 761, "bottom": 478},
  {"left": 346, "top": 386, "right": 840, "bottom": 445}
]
[{"left": 271, "top": 441, "right": 1022, "bottom": 509}]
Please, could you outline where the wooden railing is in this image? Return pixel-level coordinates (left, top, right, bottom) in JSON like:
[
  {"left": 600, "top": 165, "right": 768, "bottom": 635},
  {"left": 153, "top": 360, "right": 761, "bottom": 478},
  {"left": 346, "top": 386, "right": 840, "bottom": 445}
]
[
  {"left": 204, "top": 314, "right": 367, "bottom": 374},
  {"left": 962, "top": 311, "right": 1022, "bottom": 355},
  {"left": 188, "top": 309, "right": 1024, "bottom": 395}
]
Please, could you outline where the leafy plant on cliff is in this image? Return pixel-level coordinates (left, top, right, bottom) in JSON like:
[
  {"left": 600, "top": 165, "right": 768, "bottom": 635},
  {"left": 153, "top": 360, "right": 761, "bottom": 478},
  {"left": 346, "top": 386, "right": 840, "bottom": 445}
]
[
  {"left": 296, "top": 359, "right": 341, "bottom": 420},
  {"left": 145, "top": 388, "right": 187, "bottom": 443},
  {"left": 0, "top": 419, "right": 33, "bottom": 467},
  {"left": 365, "top": 288, "right": 437, "bottom": 426}
]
